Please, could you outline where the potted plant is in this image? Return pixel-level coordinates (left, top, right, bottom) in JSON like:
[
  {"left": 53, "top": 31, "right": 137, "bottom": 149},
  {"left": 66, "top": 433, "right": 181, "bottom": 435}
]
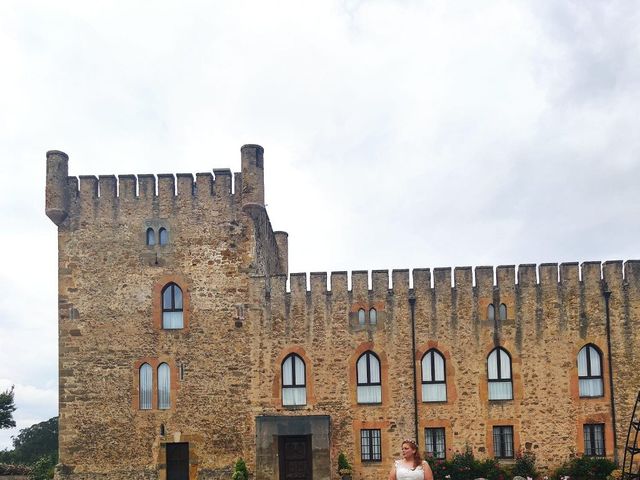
[
  {"left": 232, "top": 458, "right": 249, "bottom": 480},
  {"left": 337, "top": 452, "right": 353, "bottom": 480}
]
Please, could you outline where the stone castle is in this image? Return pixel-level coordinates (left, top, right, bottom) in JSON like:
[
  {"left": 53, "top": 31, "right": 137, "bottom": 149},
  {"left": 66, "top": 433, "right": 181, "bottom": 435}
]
[{"left": 45, "top": 145, "right": 640, "bottom": 480}]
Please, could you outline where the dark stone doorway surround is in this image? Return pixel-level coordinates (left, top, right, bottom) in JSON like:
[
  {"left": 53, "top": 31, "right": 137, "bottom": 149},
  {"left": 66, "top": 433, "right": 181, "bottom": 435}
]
[{"left": 256, "top": 415, "right": 330, "bottom": 480}]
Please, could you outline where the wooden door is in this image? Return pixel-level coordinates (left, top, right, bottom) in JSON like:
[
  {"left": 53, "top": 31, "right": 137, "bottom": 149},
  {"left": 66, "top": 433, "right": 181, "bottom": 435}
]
[
  {"left": 279, "top": 435, "right": 312, "bottom": 480},
  {"left": 166, "top": 442, "right": 189, "bottom": 480}
]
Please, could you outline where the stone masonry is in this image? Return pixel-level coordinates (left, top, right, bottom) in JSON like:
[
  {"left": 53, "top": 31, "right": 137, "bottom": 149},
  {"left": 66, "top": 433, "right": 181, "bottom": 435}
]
[{"left": 45, "top": 145, "right": 640, "bottom": 480}]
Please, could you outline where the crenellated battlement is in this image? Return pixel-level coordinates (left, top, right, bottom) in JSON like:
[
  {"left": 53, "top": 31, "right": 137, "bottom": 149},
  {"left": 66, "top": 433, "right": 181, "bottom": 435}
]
[
  {"left": 271, "top": 260, "right": 640, "bottom": 296},
  {"left": 45, "top": 145, "right": 266, "bottom": 227}
]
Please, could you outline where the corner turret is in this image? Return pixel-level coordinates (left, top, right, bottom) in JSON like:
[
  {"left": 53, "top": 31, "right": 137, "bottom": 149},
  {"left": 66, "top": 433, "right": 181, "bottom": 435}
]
[
  {"left": 241, "top": 144, "right": 264, "bottom": 206},
  {"left": 45, "top": 150, "right": 69, "bottom": 226}
]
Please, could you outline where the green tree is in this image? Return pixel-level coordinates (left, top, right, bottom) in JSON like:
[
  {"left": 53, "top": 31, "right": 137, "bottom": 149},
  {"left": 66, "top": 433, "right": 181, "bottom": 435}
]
[
  {"left": 0, "top": 386, "right": 16, "bottom": 429},
  {"left": 8, "top": 417, "right": 58, "bottom": 465}
]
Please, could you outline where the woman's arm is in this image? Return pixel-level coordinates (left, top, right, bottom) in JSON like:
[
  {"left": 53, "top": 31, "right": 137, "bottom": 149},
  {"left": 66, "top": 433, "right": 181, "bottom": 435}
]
[
  {"left": 388, "top": 463, "right": 397, "bottom": 480},
  {"left": 422, "top": 461, "right": 433, "bottom": 480}
]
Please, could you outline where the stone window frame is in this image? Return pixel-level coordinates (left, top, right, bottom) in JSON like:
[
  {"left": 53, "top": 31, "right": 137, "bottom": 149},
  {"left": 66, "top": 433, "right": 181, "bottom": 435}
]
[
  {"left": 353, "top": 420, "right": 389, "bottom": 468},
  {"left": 351, "top": 302, "right": 384, "bottom": 329},
  {"left": 132, "top": 357, "right": 179, "bottom": 412},
  {"left": 273, "top": 347, "right": 316, "bottom": 409},
  {"left": 420, "top": 419, "right": 453, "bottom": 460},
  {"left": 144, "top": 220, "right": 171, "bottom": 248},
  {"left": 577, "top": 413, "right": 613, "bottom": 458},
  {"left": 152, "top": 275, "right": 191, "bottom": 332},
  {"left": 479, "top": 342, "right": 522, "bottom": 403}
]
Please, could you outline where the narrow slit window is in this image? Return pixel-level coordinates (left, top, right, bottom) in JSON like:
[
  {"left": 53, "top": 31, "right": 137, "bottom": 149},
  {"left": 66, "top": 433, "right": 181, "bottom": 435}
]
[
  {"left": 358, "top": 308, "right": 366, "bottom": 325},
  {"left": 499, "top": 303, "right": 507, "bottom": 321},
  {"left": 369, "top": 308, "right": 377, "bottom": 325},
  {"left": 487, "top": 304, "right": 495, "bottom": 321},
  {"left": 157, "top": 363, "right": 171, "bottom": 409},
  {"left": 139, "top": 363, "right": 152, "bottom": 410},
  {"left": 159, "top": 227, "right": 168, "bottom": 245},
  {"left": 146, "top": 228, "right": 156, "bottom": 246}
]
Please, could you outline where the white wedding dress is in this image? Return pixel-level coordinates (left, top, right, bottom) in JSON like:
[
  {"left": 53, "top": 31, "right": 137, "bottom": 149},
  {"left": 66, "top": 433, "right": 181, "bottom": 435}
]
[{"left": 395, "top": 460, "right": 426, "bottom": 480}]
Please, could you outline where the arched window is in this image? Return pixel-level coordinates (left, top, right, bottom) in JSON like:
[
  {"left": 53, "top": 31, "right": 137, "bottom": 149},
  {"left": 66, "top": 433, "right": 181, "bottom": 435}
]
[
  {"left": 487, "top": 347, "right": 513, "bottom": 400},
  {"left": 159, "top": 227, "right": 168, "bottom": 245},
  {"left": 421, "top": 349, "right": 446, "bottom": 402},
  {"left": 162, "top": 283, "right": 183, "bottom": 329},
  {"left": 358, "top": 309, "right": 366, "bottom": 325},
  {"left": 487, "top": 304, "right": 495, "bottom": 321},
  {"left": 499, "top": 303, "right": 507, "bottom": 321},
  {"left": 369, "top": 308, "right": 377, "bottom": 325},
  {"left": 146, "top": 228, "right": 156, "bottom": 246},
  {"left": 282, "top": 353, "right": 306, "bottom": 406},
  {"left": 356, "top": 351, "right": 381, "bottom": 404},
  {"left": 157, "top": 363, "right": 171, "bottom": 409},
  {"left": 139, "top": 363, "right": 152, "bottom": 410},
  {"left": 578, "top": 344, "right": 604, "bottom": 397}
]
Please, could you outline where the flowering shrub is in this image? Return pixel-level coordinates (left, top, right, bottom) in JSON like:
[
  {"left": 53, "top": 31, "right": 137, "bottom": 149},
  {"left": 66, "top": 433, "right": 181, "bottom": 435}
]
[
  {"left": 511, "top": 450, "right": 538, "bottom": 479},
  {"left": 552, "top": 456, "right": 616, "bottom": 480},
  {"left": 426, "top": 447, "right": 508, "bottom": 480}
]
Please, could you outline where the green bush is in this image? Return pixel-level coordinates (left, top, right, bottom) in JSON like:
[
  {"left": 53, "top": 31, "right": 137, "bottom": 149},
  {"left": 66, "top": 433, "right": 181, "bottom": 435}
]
[
  {"left": 232, "top": 458, "right": 249, "bottom": 480},
  {"left": 426, "top": 447, "right": 507, "bottom": 480},
  {"left": 337, "top": 452, "right": 353, "bottom": 475},
  {"left": 553, "top": 456, "right": 616, "bottom": 480},
  {"left": 510, "top": 450, "right": 538, "bottom": 479},
  {"left": 29, "top": 454, "right": 56, "bottom": 480}
]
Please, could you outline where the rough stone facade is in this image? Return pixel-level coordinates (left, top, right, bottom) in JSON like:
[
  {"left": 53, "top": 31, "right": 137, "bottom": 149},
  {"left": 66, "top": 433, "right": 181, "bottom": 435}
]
[{"left": 45, "top": 146, "right": 640, "bottom": 480}]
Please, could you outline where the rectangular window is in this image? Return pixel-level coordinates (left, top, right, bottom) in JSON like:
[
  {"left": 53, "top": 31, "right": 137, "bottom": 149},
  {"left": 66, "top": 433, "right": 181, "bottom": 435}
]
[
  {"left": 425, "top": 428, "right": 446, "bottom": 459},
  {"left": 492, "top": 426, "right": 514, "bottom": 459},
  {"left": 360, "top": 429, "right": 382, "bottom": 462},
  {"left": 584, "top": 424, "right": 605, "bottom": 456}
]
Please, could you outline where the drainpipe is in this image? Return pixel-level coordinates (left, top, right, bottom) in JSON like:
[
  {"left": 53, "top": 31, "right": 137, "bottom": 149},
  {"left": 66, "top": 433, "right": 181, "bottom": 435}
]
[
  {"left": 409, "top": 296, "right": 419, "bottom": 443},
  {"left": 603, "top": 282, "right": 618, "bottom": 465}
]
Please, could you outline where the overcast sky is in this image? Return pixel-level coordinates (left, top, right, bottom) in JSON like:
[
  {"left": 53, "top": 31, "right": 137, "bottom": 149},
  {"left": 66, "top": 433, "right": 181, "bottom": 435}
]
[{"left": 1, "top": 0, "right": 639, "bottom": 450}]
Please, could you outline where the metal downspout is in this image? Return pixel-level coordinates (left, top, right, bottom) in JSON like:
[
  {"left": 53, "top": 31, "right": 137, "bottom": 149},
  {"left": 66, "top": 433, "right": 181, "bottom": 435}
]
[
  {"left": 409, "top": 296, "right": 419, "bottom": 443},
  {"left": 603, "top": 282, "right": 618, "bottom": 464}
]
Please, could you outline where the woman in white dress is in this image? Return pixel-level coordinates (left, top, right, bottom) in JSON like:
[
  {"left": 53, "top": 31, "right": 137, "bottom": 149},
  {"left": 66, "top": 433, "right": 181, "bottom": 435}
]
[{"left": 388, "top": 439, "right": 434, "bottom": 480}]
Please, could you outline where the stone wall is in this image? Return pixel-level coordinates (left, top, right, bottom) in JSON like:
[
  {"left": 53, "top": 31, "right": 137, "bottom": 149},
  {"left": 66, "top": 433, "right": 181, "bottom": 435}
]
[{"left": 47, "top": 146, "right": 640, "bottom": 480}]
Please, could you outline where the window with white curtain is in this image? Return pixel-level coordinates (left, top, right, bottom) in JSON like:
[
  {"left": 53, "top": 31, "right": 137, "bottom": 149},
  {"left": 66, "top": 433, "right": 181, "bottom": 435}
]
[
  {"left": 492, "top": 425, "right": 514, "bottom": 458},
  {"left": 578, "top": 344, "right": 604, "bottom": 397},
  {"left": 425, "top": 427, "right": 446, "bottom": 459},
  {"left": 360, "top": 429, "right": 382, "bottom": 461},
  {"left": 584, "top": 424, "right": 605, "bottom": 456},
  {"left": 357, "top": 351, "right": 381, "bottom": 404},
  {"left": 157, "top": 363, "right": 171, "bottom": 409},
  {"left": 499, "top": 303, "right": 507, "bottom": 321},
  {"left": 139, "top": 363, "right": 152, "bottom": 410},
  {"left": 146, "top": 228, "right": 156, "bottom": 246},
  {"left": 162, "top": 283, "right": 183, "bottom": 329},
  {"left": 421, "top": 349, "right": 446, "bottom": 402},
  {"left": 282, "top": 353, "right": 306, "bottom": 406},
  {"left": 487, "top": 347, "right": 513, "bottom": 400}
]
